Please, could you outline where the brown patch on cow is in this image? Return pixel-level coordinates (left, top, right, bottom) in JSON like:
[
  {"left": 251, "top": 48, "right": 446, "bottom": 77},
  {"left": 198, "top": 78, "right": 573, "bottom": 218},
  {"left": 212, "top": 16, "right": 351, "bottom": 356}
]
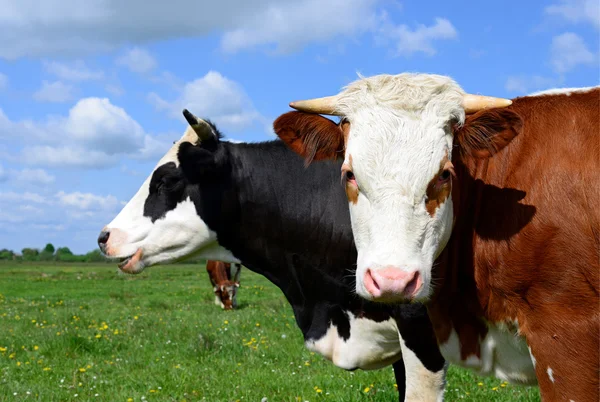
[
  {"left": 273, "top": 111, "right": 344, "bottom": 165},
  {"left": 424, "top": 88, "right": 599, "bottom": 400},
  {"left": 343, "top": 154, "right": 359, "bottom": 204},
  {"left": 454, "top": 108, "right": 522, "bottom": 160},
  {"left": 425, "top": 155, "right": 454, "bottom": 217}
]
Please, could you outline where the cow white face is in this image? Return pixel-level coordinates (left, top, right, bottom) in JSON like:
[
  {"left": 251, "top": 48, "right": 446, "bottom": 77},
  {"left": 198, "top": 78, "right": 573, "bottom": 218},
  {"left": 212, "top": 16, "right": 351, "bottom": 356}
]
[
  {"left": 99, "top": 112, "right": 240, "bottom": 274},
  {"left": 274, "top": 73, "right": 520, "bottom": 303},
  {"left": 341, "top": 94, "right": 459, "bottom": 303}
]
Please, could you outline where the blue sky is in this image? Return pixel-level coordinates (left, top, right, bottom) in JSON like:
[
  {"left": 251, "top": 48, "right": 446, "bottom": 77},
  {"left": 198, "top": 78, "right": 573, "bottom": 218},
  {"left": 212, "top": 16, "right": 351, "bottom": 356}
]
[{"left": 0, "top": 0, "right": 598, "bottom": 254}]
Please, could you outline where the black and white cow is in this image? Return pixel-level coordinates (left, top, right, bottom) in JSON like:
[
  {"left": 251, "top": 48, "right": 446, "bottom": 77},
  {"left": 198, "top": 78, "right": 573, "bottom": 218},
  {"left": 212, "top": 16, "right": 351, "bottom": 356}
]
[{"left": 99, "top": 110, "right": 446, "bottom": 401}]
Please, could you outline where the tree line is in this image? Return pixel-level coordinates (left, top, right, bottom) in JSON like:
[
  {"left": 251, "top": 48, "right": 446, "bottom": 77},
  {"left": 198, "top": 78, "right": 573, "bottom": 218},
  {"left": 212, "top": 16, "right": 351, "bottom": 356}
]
[
  {"left": 0, "top": 243, "right": 108, "bottom": 263},
  {"left": 0, "top": 243, "right": 206, "bottom": 264}
]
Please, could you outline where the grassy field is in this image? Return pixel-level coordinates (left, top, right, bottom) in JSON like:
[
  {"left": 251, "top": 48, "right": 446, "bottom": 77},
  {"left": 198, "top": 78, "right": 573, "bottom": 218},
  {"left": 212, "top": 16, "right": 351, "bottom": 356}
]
[{"left": 0, "top": 262, "right": 540, "bottom": 401}]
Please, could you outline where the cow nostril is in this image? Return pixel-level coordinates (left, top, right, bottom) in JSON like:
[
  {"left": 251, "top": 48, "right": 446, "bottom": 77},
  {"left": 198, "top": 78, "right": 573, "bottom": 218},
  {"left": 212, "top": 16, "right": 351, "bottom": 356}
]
[
  {"left": 97, "top": 231, "right": 110, "bottom": 246},
  {"left": 404, "top": 271, "right": 422, "bottom": 296}
]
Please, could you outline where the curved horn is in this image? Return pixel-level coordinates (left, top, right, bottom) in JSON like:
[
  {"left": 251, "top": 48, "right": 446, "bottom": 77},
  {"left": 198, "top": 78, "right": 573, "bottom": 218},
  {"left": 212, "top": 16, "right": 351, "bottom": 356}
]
[
  {"left": 182, "top": 109, "right": 215, "bottom": 141},
  {"left": 462, "top": 94, "right": 512, "bottom": 114},
  {"left": 289, "top": 95, "right": 342, "bottom": 115}
]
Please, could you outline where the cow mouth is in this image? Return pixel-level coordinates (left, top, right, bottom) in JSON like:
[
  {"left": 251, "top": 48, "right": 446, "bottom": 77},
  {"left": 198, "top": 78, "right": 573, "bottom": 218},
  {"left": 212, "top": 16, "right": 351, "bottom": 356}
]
[{"left": 117, "top": 248, "right": 144, "bottom": 274}]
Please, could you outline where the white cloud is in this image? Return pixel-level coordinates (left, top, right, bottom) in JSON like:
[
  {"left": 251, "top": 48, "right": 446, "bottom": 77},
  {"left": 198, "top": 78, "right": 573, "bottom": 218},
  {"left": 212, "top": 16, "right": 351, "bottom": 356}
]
[
  {"left": 545, "top": 0, "right": 600, "bottom": 29},
  {"left": 0, "top": 97, "right": 171, "bottom": 169},
  {"left": 20, "top": 146, "right": 118, "bottom": 169},
  {"left": 0, "top": 72, "right": 7, "bottom": 90},
  {"left": 505, "top": 75, "right": 562, "bottom": 94},
  {"left": 56, "top": 191, "right": 119, "bottom": 211},
  {"left": 116, "top": 47, "right": 157, "bottom": 73},
  {"left": 11, "top": 168, "right": 56, "bottom": 185},
  {"left": 0, "top": 0, "right": 389, "bottom": 60},
  {"left": 43, "top": 60, "right": 104, "bottom": 82},
  {"left": 33, "top": 80, "right": 75, "bottom": 103},
  {"left": 551, "top": 32, "right": 596, "bottom": 73},
  {"left": 220, "top": 0, "right": 378, "bottom": 54},
  {"left": 0, "top": 190, "right": 122, "bottom": 230},
  {"left": 0, "top": 191, "right": 47, "bottom": 204},
  {"left": 63, "top": 98, "right": 145, "bottom": 154},
  {"left": 379, "top": 17, "right": 458, "bottom": 57},
  {"left": 149, "top": 70, "right": 263, "bottom": 132}
]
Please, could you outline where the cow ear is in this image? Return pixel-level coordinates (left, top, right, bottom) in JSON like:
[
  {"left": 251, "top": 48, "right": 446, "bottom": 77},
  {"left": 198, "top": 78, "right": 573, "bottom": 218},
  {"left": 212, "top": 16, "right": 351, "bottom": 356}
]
[
  {"left": 178, "top": 141, "right": 219, "bottom": 179},
  {"left": 454, "top": 109, "right": 522, "bottom": 160},
  {"left": 273, "top": 111, "right": 345, "bottom": 165}
]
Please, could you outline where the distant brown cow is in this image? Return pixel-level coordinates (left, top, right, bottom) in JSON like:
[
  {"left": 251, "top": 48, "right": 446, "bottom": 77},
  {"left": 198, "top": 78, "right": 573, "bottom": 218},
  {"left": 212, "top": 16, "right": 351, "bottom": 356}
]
[{"left": 206, "top": 260, "right": 241, "bottom": 310}]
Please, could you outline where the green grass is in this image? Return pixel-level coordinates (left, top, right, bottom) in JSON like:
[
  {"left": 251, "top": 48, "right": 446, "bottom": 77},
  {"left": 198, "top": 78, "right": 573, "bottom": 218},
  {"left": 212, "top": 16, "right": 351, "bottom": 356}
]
[{"left": 0, "top": 262, "right": 540, "bottom": 401}]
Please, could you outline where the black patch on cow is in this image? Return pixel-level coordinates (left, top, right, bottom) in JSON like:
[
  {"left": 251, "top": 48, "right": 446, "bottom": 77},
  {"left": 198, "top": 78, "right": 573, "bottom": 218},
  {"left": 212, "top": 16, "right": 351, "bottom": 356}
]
[
  {"left": 138, "top": 120, "right": 446, "bottom": 399},
  {"left": 143, "top": 162, "right": 186, "bottom": 223}
]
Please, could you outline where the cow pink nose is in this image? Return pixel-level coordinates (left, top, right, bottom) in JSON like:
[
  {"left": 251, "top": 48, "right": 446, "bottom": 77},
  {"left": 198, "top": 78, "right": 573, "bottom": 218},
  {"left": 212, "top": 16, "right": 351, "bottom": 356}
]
[{"left": 363, "top": 267, "right": 422, "bottom": 301}]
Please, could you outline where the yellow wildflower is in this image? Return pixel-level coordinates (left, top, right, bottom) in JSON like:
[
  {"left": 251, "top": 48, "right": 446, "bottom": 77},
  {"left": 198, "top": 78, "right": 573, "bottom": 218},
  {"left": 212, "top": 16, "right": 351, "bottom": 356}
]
[
  {"left": 95, "top": 334, "right": 102, "bottom": 339},
  {"left": 127, "top": 399, "right": 133, "bottom": 402},
  {"left": 134, "top": 316, "right": 138, "bottom": 320},
  {"left": 364, "top": 387, "right": 370, "bottom": 393},
  {"left": 43, "top": 367, "right": 51, "bottom": 371},
  {"left": 492, "top": 387, "right": 498, "bottom": 391},
  {"left": 79, "top": 368, "right": 86, "bottom": 373},
  {"left": 113, "top": 329, "right": 119, "bottom": 335},
  {"left": 16, "top": 361, "right": 21, "bottom": 366},
  {"left": 33, "top": 345, "right": 39, "bottom": 351},
  {"left": 9, "top": 353, "right": 15, "bottom": 359},
  {"left": 0, "top": 347, "right": 6, "bottom": 352},
  {"left": 477, "top": 382, "right": 483, "bottom": 386}
]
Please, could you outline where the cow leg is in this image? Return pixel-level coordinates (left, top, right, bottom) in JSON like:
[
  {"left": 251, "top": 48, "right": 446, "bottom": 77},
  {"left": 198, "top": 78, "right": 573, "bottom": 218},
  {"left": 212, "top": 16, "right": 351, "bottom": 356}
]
[
  {"left": 213, "top": 287, "right": 223, "bottom": 307},
  {"left": 392, "top": 359, "right": 406, "bottom": 402},
  {"left": 524, "top": 314, "right": 599, "bottom": 402},
  {"left": 396, "top": 304, "right": 447, "bottom": 402}
]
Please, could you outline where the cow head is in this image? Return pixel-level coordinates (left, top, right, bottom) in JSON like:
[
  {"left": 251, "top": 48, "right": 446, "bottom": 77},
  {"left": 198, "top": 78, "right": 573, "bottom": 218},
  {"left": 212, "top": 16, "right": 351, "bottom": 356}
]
[
  {"left": 98, "top": 110, "right": 240, "bottom": 273},
  {"left": 214, "top": 280, "right": 240, "bottom": 310},
  {"left": 274, "top": 73, "right": 521, "bottom": 303}
]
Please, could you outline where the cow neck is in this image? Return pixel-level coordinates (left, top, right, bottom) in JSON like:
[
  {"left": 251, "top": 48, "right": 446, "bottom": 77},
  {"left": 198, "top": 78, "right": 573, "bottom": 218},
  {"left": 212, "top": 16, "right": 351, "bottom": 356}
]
[
  {"left": 427, "top": 152, "right": 490, "bottom": 359},
  {"left": 215, "top": 141, "right": 359, "bottom": 326}
]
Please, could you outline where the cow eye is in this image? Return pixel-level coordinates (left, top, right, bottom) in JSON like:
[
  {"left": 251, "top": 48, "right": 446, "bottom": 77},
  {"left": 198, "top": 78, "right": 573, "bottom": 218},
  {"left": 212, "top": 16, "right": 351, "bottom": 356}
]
[
  {"left": 346, "top": 170, "right": 355, "bottom": 182},
  {"left": 438, "top": 169, "right": 452, "bottom": 183}
]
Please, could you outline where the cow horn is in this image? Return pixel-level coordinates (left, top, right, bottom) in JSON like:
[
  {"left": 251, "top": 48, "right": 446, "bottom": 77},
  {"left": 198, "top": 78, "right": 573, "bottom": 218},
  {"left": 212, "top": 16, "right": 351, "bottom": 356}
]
[
  {"left": 182, "top": 109, "right": 215, "bottom": 141},
  {"left": 462, "top": 94, "right": 512, "bottom": 114},
  {"left": 289, "top": 95, "right": 342, "bottom": 115}
]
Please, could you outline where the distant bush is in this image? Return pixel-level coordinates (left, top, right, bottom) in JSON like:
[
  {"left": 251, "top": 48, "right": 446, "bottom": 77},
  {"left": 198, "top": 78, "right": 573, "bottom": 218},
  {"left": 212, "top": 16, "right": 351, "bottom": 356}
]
[
  {"left": 84, "top": 249, "right": 109, "bottom": 263},
  {"left": 0, "top": 245, "right": 209, "bottom": 265},
  {"left": 21, "top": 248, "right": 40, "bottom": 261}
]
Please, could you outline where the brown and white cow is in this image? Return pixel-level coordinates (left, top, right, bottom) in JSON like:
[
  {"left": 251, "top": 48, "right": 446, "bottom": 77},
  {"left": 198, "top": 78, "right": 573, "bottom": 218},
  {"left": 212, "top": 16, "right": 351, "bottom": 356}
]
[
  {"left": 273, "top": 73, "right": 599, "bottom": 402},
  {"left": 206, "top": 260, "right": 241, "bottom": 310}
]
